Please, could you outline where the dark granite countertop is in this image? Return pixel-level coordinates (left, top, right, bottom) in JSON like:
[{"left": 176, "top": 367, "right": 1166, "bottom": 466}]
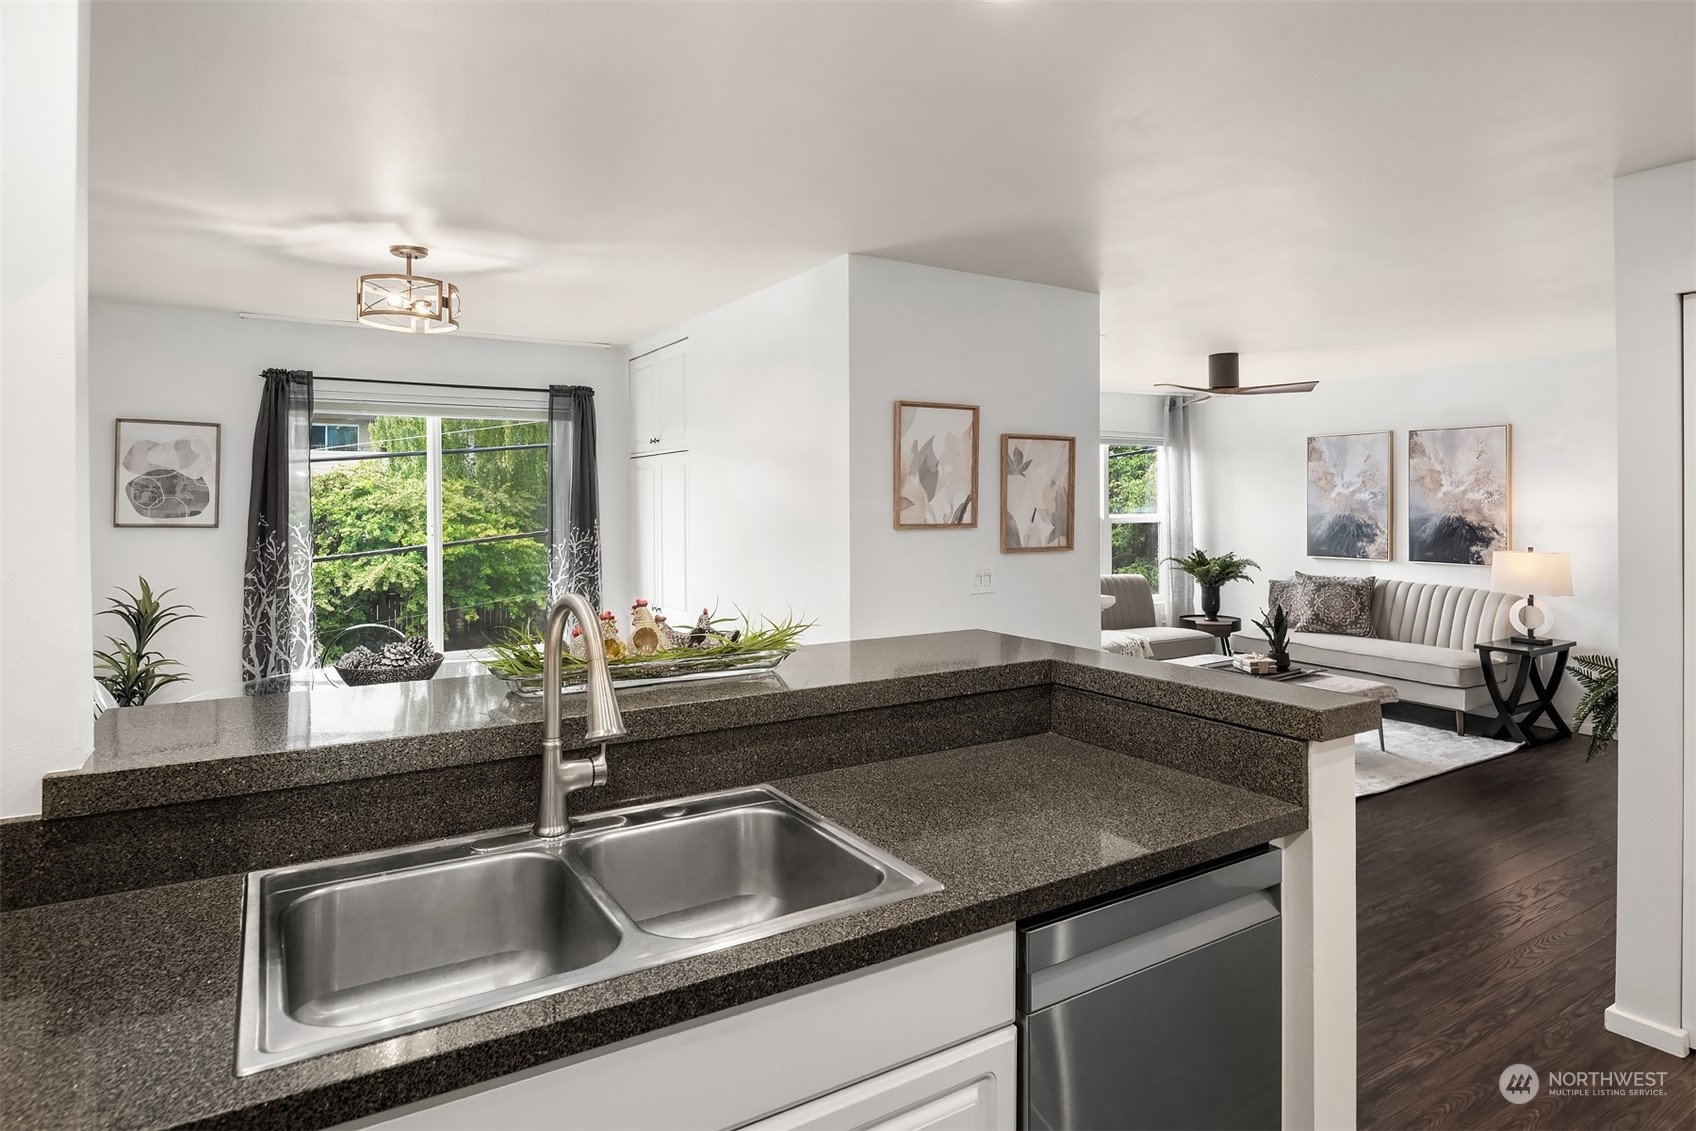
[
  {"left": 0, "top": 733, "right": 1303, "bottom": 1130},
  {"left": 46, "top": 630, "right": 1375, "bottom": 818}
]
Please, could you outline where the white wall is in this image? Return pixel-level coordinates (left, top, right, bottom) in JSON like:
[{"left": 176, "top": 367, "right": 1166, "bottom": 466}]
[
  {"left": 1611, "top": 159, "right": 1694, "bottom": 1057},
  {"left": 848, "top": 257, "right": 1101, "bottom": 648},
  {"left": 1191, "top": 350, "right": 1619, "bottom": 720},
  {"left": 88, "top": 302, "right": 629, "bottom": 701},
  {"left": 1, "top": 1, "right": 92, "bottom": 819},
  {"left": 630, "top": 259, "right": 853, "bottom": 640}
]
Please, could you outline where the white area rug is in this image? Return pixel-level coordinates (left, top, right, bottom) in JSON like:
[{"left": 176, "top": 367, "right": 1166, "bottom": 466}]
[{"left": 1355, "top": 719, "right": 1521, "bottom": 797}]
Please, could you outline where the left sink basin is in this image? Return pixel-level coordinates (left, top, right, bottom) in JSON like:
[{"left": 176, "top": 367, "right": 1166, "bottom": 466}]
[{"left": 280, "top": 852, "right": 621, "bottom": 1028}]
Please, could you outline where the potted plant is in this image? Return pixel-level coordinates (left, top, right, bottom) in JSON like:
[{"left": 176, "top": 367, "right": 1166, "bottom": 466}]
[
  {"left": 1567, "top": 654, "right": 1618, "bottom": 760},
  {"left": 93, "top": 577, "right": 200, "bottom": 706},
  {"left": 1165, "top": 549, "right": 1260, "bottom": 619},
  {"left": 1252, "top": 605, "right": 1293, "bottom": 672}
]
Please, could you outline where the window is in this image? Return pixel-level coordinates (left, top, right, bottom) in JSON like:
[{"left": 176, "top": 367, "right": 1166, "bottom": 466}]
[
  {"left": 1102, "top": 441, "right": 1165, "bottom": 594},
  {"left": 309, "top": 412, "right": 551, "bottom": 655},
  {"left": 309, "top": 421, "right": 364, "bottom": 452}
]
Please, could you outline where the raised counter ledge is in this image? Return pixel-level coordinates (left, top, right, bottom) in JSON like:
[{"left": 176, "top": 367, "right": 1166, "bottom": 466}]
[
  {"left": 43, "top": 630, "right": 1377, "bottom": 819},
  {"left": 0, "top": 733, "right": 1303, "bottom": 1131}
]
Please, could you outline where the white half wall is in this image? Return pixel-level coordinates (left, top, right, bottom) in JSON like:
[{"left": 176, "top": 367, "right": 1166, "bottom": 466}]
[
  {"left": 1, "top": 0, "right": 91, "bottom": 819},
  {"left": 848, "top": 257, "right": 1101, "bottom": 648},
  {"left": 87, "top": 302, "right": 629, "bottom": 704},
  {"left": 1612, "top": 159, "right": 1694, "bottom": 1057},
  {"left": 630, "top": 258, "right": 853, "bottom": 641},
  {"left": 1190, "top": 349, "right": 1619, "bottom": 721}
]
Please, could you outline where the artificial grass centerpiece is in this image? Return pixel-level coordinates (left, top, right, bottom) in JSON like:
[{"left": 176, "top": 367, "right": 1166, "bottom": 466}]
[{"left": 480, "top": 608, "right": 813, "bottom": 683}]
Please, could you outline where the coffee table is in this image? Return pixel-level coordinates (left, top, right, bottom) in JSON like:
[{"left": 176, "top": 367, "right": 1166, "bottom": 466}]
[{"left": 1166, "top": 653, "right": 1398, "bottom": 749}]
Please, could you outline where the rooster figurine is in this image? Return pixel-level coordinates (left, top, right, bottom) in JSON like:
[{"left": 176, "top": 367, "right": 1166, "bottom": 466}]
[
  {"left": 629, "top": 599, "right": 662, "bottom": 656},
  {"left": 598, "top": 610, "right": 627, "bottom": 661},
  {"left": 654, "top": 610, "right": 691, "bottom": 651}
]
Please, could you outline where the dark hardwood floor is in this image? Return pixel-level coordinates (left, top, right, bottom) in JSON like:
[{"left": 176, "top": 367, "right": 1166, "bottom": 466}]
[{"left": 1357, "top": 706, "right": 1695, "bottom": 1130}]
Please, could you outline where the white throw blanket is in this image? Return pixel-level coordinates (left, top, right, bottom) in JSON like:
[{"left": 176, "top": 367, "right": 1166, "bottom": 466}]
[{"left": 1102, "top": 634, "right": 1154, "bottom": 659}]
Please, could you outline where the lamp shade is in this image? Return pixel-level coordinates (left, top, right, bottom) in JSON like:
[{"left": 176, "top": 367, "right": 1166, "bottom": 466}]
[{"left": 1490, "top": 550, "right": 1573, "bottom": 597}]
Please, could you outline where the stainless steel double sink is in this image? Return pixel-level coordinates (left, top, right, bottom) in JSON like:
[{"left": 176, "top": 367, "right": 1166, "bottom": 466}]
[{"left": 237, "top": 786, "right": 939, "bottom": 1074}]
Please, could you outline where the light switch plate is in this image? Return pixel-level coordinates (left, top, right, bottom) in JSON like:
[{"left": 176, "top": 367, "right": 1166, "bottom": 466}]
[{"left": 971, "top": 567, "right": 995, "bottom": 595}]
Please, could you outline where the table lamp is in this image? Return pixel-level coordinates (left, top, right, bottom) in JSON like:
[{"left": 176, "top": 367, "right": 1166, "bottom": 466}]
[{"left": 1490, "top": 547, "right": 1573, "bottom": 644}]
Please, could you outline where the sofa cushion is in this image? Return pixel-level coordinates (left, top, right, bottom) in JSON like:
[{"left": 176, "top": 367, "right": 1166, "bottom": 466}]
[
  {"left": 1372, "top": 578, "right": 1520, "bottom": 649},
  {"left": 1103, "top": 626, "right": 1218, "bottom": 661},
  {"left": 1275, "top": 632, "right": 1506, "bottom": 688},
  {"left": 1293, "top": 572, "right": 1375, "bottom": 636},
  {"left": 1100, "top": 574, "right": 1157, "bottom": 631}
]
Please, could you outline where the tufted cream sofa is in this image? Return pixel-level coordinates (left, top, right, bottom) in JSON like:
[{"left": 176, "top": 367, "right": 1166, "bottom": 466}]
[
  {"left": 1229, "top": 578, "right": 1522, "bottom": 731},
  {"left": 1100, "top": 574, "right": 1219, "bottom": 660}
]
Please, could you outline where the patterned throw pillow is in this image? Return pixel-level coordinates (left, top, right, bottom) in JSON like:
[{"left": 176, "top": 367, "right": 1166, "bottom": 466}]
[
  {"left": 1292, "top": 572, "right": 1376, "bottom": 637},
  {"left": 1266, "top": 579, "right": 1305, "bottom": 624}
]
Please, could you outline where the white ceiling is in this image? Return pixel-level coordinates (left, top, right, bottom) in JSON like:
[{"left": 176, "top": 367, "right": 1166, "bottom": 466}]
[{"left": 90, "top": 1, "right": 1695, "bottom": 390}]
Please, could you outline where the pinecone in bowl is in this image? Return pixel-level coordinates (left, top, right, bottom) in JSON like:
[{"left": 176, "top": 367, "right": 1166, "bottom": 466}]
[{"left": 333, "top": 636, "right": 444, "bottom": 685}]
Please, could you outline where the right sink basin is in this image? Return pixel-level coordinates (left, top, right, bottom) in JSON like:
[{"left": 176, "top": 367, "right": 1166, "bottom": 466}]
[{"left": 577, "top": 799, "right": 889, "bottom": 938}]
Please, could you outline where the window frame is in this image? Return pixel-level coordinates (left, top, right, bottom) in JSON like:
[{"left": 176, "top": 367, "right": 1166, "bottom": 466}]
[
  {"left": 307, "top": 403, "right": 551, "bottom": 659},
  {"left": 1100, "top": 434, "right": 1169, "bottom": 620}
]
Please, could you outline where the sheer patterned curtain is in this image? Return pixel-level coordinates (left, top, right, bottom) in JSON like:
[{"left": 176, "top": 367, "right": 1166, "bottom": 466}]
[
  {"left": 1163, "top": 394, "right": 1197, "bottom": 619},
  {"left": 241, "top": 368, "right": 315, "bottom": 686},
  {"left": 547, "top": 385, "right": 603, "bottom": 611}
]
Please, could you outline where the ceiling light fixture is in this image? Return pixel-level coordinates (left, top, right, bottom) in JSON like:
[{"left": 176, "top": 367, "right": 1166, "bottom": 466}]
[
  {"left": 356, "top": 245, "right": 460, "bottom": 333},
  {"left": 1155, "top": 352, "right": 1317, "bottom": 401}
]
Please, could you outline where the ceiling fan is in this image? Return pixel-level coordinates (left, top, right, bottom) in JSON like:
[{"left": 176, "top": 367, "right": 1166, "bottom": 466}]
[{"left": 1155, "top": 353, "right": 1318, "bottom": 401}]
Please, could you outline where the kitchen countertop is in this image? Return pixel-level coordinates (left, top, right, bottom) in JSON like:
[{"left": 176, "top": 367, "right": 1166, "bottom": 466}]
[
  {"left": 0, "top": 732, "right": 1303, "bottom": 1130},
  {"left": 45, "top": 630, "right": 1378, "bottom": 818}
]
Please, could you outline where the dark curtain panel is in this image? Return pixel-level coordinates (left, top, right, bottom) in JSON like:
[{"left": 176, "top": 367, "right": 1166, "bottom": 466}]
[
  {"left": 547, "top": 385, "right": 603, "bottom": 611},
  {"left": 241, "top": 368, "right": 315, "bottom": 686}
]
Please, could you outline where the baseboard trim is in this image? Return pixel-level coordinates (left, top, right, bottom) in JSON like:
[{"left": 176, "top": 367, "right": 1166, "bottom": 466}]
[{"left": 1604, "top": 1003, "right": 1692, "bottom": 1057}]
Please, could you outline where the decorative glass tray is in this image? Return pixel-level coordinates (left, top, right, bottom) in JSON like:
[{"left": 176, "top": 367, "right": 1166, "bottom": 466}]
[{"left": 490, "top": 648, "right": 793, "bottom": 697}]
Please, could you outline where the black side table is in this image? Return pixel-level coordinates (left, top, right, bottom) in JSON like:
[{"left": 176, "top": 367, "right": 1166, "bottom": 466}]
[
  {"left": 1474, "top": 637, "right": 1576, "bottom": 746},
  {"left": 1178, "top": 614, "right": 1243, "bottom": 655}
]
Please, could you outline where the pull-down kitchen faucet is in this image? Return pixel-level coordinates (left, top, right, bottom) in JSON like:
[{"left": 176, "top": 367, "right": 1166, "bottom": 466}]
[{"left": 534, "top": 592, "right": 627, "bottom": 837}]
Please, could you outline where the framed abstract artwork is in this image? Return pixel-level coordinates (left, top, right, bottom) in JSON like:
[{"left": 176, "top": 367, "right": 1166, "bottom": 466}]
[
  {"left": 894, "top": 401, "right": 979, "bottom": 528},
  {"left": 1000, "top": 433, "right": 1076, "bottom": 553},
  {"left": 1407, "top": 425, "right": 1511, "bottom": 564},
  {"left": 1306, "top": 431, "right": 1392, "bottom": 561},
  {"left": 113, "top": 418, "right": 222, "bottom": 528}
]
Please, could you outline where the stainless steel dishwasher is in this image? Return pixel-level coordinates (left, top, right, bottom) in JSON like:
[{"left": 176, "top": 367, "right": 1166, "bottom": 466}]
[{"left": 1020, "top": 848, "right": 1282, "bottom": 1131}]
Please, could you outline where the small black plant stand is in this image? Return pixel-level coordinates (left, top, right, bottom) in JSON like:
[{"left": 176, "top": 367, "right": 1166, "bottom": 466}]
[
  {"left": 1474, "top": 637, "right": 1576, "bottom": 747},
  {"left": 1178, "top": 614, "right": 1243, "bottom": 655}
]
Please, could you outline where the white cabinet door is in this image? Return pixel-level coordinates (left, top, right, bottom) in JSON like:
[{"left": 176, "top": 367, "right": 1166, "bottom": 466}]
[
  {"left": 631, "top": 451, "right": 687, "bottom": 614},
  {"left": 629, "top": 342, "right": 687, "bottom": 455},
  {"left": 746, "top": 1027, "right": 1017, "bottom": 1131},
  {"left": 340, "top": 929, "right": 1015, "bottom": 1131}
]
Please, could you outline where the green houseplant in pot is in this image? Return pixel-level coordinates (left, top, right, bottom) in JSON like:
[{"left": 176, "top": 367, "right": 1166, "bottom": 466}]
[
  {"left": 93, "top": 577, "right": 200, "bottom": 706},
  {"left": 1165, "top": 549, "right": 1260, "bottom": 619},
  {"left": 1567, "top": 653, "right": 1618, "bottom": 761},
  {"left": 1253, "top": 605, "right": 1293, "bottom": 672}
]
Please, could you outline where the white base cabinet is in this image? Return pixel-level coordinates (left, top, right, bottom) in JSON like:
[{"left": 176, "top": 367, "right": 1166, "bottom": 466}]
[
  {"left": 745, "top": 1027, "right": 1016, "bottom": 1131},
  {"left": 342, "top": 927, "right": 1015, "bottom": 1131}
]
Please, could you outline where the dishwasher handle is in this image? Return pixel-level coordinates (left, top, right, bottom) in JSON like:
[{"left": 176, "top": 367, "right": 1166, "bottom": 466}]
[
  {"left": 1026, "top": 890, "right": 1279, "bottom": 1013},
  {"left": 1023, "top": 848, "right": 1281, "bottom": 975}
]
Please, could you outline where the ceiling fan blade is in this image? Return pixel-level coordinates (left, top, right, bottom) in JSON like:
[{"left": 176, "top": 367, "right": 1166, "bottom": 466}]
[
  {"left": 1223, "top": 381, "right": 1320, "bottom": 395},
  {"left": 1153, "top": 383, "right": 1211, "bottom": 393}
]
